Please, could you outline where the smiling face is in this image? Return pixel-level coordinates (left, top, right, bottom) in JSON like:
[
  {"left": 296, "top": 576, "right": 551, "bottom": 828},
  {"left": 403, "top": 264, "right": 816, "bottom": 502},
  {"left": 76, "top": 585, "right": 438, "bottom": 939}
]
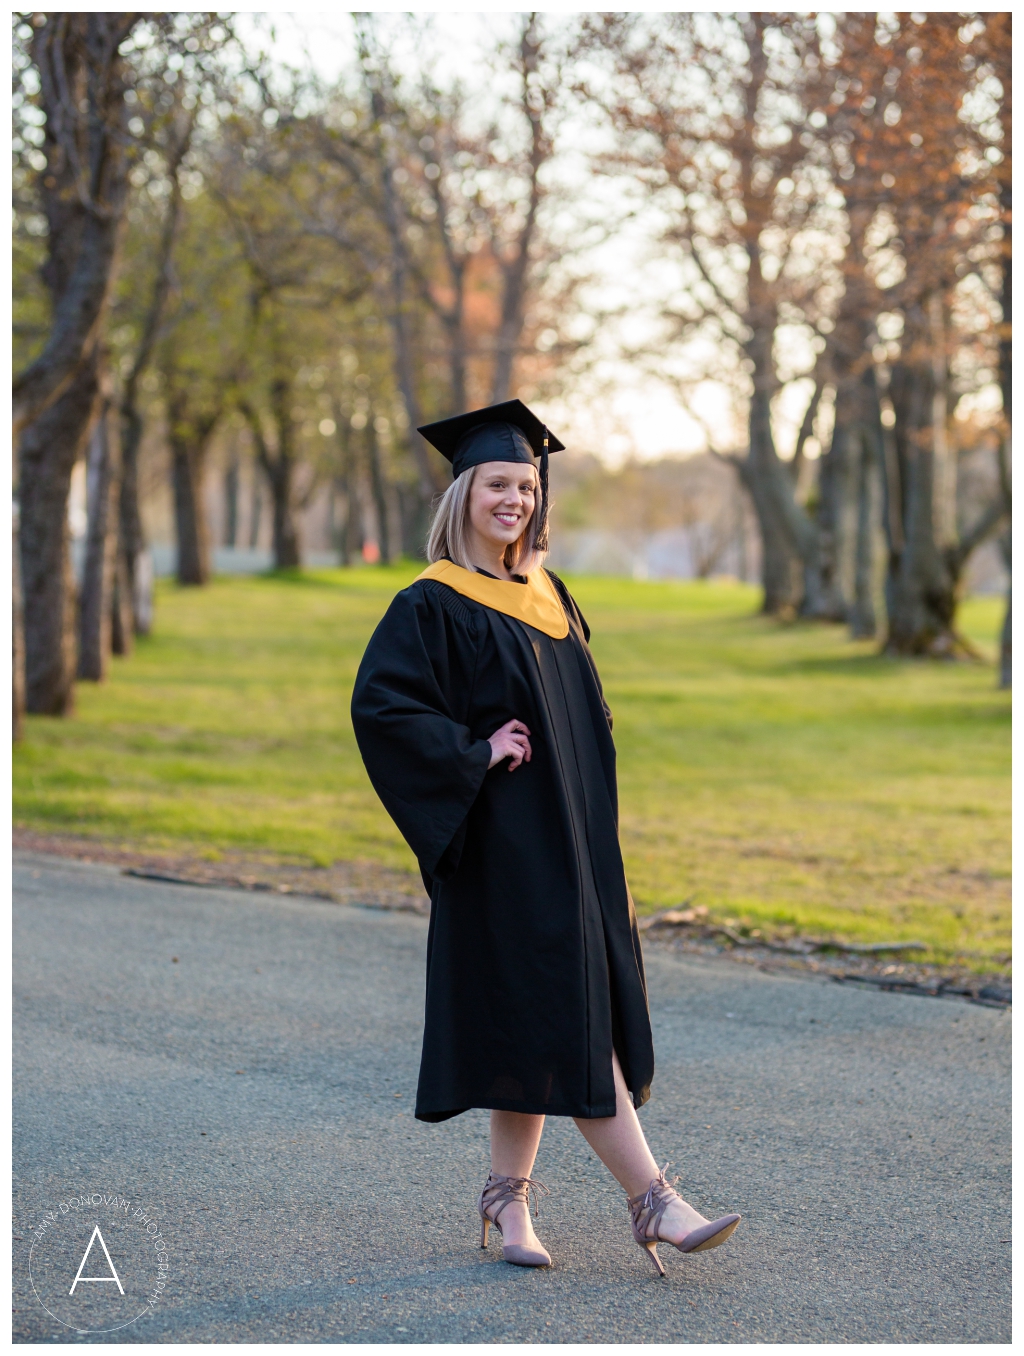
[{"left": 467, "top": 460, "right": 538, "bottom": 554}]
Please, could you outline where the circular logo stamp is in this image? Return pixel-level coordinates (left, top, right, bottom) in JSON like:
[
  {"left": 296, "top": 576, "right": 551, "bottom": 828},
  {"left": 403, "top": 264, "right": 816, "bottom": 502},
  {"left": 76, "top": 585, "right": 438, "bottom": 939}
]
[{"left": 28, "top": 1191, "right": 170, "bottom": 1335}]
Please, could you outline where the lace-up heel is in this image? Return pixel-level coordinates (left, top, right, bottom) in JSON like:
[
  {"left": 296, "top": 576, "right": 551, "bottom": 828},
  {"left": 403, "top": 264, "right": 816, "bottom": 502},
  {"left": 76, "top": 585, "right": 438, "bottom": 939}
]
[
  {"left": 627, "top": 1164, "right": 740, "bottom": 1277},
  {"left": 478, "top": 1171, "right": 552, "bottom": 1267}
]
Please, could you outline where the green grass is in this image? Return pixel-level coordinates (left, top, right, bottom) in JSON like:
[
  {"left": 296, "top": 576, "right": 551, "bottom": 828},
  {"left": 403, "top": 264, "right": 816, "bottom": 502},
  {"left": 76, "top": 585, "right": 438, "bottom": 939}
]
[{"left": 14, "top": 567, "right": 1010, "bottom": 967}]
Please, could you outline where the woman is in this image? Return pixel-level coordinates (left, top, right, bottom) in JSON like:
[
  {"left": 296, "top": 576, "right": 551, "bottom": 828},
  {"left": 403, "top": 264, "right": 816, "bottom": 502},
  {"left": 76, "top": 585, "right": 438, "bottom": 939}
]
[{"left": 351, "top": 400, "right": 740, "bottom": 1276}]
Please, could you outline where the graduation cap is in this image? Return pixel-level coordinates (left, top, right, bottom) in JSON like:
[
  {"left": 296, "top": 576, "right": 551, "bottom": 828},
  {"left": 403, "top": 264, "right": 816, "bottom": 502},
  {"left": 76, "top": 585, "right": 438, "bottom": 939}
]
[{"left": 418, "top": 399, "right": 565, "bottom": 550}]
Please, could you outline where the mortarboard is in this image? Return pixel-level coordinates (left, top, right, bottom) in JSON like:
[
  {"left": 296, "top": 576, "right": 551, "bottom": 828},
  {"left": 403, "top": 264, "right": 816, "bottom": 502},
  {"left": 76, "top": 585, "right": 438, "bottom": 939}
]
[
  {"left": 417, "top": 399, "right": 564, "bottom": 476},
  {"left": 418, "top": 399, "right": 565, "bottom": 550}
]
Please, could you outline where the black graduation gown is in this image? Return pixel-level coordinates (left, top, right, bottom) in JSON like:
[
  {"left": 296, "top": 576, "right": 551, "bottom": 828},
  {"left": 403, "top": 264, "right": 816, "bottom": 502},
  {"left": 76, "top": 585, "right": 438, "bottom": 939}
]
[{"left": 350, "top": 567, "right": 655, "bottom": 1123}]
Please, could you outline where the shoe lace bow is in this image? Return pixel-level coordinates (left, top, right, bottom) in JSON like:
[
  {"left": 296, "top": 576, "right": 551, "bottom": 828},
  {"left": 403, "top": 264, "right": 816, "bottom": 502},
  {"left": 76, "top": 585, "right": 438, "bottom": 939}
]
[
  {"left": 485, "top": 1172, "right": 551, "bottom": 1219},
  {"left": 632, "top": 1162, "right": 680, "bottom": 1219}
]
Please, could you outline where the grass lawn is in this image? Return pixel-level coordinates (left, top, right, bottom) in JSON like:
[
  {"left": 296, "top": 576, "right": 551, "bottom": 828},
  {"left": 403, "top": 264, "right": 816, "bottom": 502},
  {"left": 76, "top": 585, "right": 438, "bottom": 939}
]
[{"left": 14, "top": 566, "right": 1010, "bottom": 967}]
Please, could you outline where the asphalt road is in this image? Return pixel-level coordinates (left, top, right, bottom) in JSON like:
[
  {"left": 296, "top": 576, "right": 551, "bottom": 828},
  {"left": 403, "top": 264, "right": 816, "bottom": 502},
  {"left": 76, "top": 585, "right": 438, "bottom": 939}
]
[{"left": 13, "top": 851, "right": 1011, "bottom": 1344}]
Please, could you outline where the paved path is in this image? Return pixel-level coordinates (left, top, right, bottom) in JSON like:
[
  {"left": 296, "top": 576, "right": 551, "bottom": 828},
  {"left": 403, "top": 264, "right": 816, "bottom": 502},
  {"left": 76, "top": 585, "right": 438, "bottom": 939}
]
[{"left": 13, "top": 852, "right": 1010, "bottom": 1343}]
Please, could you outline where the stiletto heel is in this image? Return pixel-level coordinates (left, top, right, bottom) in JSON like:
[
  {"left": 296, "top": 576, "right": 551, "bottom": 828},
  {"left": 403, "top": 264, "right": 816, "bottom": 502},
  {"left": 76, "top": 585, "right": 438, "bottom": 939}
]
[
  {"left": 477, "top": 1171, "right": 552, "bottom": 1267},
  {"left": 628, "top": 1164, "right": 740, "bottom": 1275},
  {"left": 643, "top": 1240, "right": 666, "bottom": 1278}
]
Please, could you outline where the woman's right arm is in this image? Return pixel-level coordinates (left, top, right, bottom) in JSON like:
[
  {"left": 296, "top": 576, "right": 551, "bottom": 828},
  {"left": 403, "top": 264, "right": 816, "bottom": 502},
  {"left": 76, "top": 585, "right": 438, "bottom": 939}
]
[{"left": 350, "top": 587, "right": 492, "bottom": 880}]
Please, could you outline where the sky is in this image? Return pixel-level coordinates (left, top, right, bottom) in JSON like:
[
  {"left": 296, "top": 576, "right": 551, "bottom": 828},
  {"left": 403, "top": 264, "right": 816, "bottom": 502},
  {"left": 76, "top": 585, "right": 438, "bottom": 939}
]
[{"left": 234, "top": 11, "right": 819, "bottom": 466}]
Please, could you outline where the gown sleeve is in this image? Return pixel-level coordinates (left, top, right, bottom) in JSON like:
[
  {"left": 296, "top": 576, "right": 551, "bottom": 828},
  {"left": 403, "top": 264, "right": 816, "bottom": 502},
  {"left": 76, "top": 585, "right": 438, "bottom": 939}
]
[{"left": 350, "top": 582, "right": 493, "bottom": 884}]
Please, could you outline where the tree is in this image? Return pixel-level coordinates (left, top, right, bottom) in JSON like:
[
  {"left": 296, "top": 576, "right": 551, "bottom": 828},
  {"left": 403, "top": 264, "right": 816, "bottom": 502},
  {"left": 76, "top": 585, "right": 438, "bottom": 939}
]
[
  {"left": 975, "top": 13, "right": 1011, "bottom": 684},
  {"left": 276, "top": 47, "right": 445, "bottom": 516},
  {"left": 593, "top": 11, "right": 1008, "bottom": 647},
  {"left": 14, "top": 13, "right": 138, "bottom": 713},
  {"left": 478, "top": 14, "right": 565, "bottom": 405},
  {"left": 362, "top": 14, "right": 567, "bottom": 413},
  {"left": 323, "top": 339, "right": 413, "bottom": 563},
  {"left": 258, "top": 12, "right": 579, "bottom": 554},
  {"left": 152, "top": 187, "right": 249, "bottom": 583},
  {"left": 237, "top": 379, "right": 301, "bottom": 571},
  {"left": 14, "top": 14, "right": 234, "bottom": 706},
  {"left": 12, "top": 14, "right": 137, "bottom": 435},
  {"left": 115, "top": 107, "right": 193, "bottom": 626},
  {"left": 208, "top": 115, "right": 366, "bottom": 571},
  {"left": 106, "top": 15, "right": 237, "bottom": 605},
  {"left": 591, "top": 13, "right": 843, "bottom": 615},
  {"left": 13, "top": 515, "right": 26, "bottom": 742},
  {"left": 834, "top": 15, "right": 1009, "bottom": 654},
  {"left": 604, "top": 14, "right": 851, "bottom": 610},
  {"left": 76, "top": 390, "right": 122, "bottom": 679},
  {"left": 808, "top": 13, "right": 895, "bottom": 637}
]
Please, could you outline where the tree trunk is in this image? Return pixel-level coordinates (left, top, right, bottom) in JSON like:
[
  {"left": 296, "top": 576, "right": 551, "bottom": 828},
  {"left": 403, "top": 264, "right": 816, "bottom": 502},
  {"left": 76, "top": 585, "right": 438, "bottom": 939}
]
[
  {"left": 734, "top": 481, "right": 749, "bottom": 583},
  {"left": 737, "top": 455, "right": 800, "bottom": 614},
  {"left": 849, "top": 426, "right": 878, "bottom": 639},
  {"left": 13, "top": 514, "right": 25, "bottom": 741},
  {"left": 14, "top": 15, "right": 135, "bottom": 434},
  {"left": 331, "top": 402, "right": 354, "bottom": 566},
  {"left": 224, "top": 452, "right": 240, "bottom": 548},
  {"left": 171, "top": 437, "right": 211, "bottom": 586},
  {"left": 268, "top": 462, "right": 301, "bottom": 569},
  {"left": 249, "top": 472, "right": 263, "bottom": 549},
  {"left": 78, "top": 398, "right": 121, "bottom": 680},
  {"left": 928, "top": 294, "right": 957, "bottom": 553},
  {"left": 993, "top": 31, "right": 1010, "bottom": 689},
  {"left": 110, "top": 549, "right": 134, "bottom": 658},
  {"left": 998, "top": 530, "right": 1010, "bottom": 689},
  {"left": 877, "top": 390, "right": 904, "bottom": 624},
  {"left": 443, "top": 302, "right": 468, "bottom": 416},
  {"left": 489, "top": 234, "right": 534, "bottom": 403},
  {"left": 740, "top": 385, "right": 803, "bottom": 614},
  {"left": 16, "top": 14, "right": 134, "bottom": 713},
  {"left": 879, "top": 299, "right": 998, "bottom": 656},
  {"left": 883, "top": 359, "right": 957, "bottom": 655},
  {"left": 242, "top": 404, "right": 301, "bottom": 570},
  {"left": 19, "top": 358, "right": 99, "bottom": 714},
  {"left": 366, "top": 419, "right": 392, "bottom": 564},
  {"left": 133, "top": 549, "right": 154, "bottom": 634},
  {"left": 398, "top": 483, "right": 431, "bottom": 560},
  {"left": 111, "top": 404, "right": 136, "bottom": 657},
  {"left": 248, "top": 383, "right": 304, "bottom": 571},
  {"left": 116, "top": 405, "right": 144, "bottom": 631},
  {"left": 118, "top": 403, "right": 151, "bottom": 635},
  {"left": 811, "top": 425, "right": 850, "bottom": 622},
  {"left": 330, "top": 479, "right": 352, "bottom": 566},
  {"left": 828, "top": 362, "right": 884, "bottom": 635},
  {"left": 885, "top": 484, "right": 953, "bottom": 654}
]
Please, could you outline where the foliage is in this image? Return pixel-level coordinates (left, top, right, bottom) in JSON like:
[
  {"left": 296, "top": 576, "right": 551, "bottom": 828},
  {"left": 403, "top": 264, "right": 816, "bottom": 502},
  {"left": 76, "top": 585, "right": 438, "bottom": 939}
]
[{"left": 12, "top": 570, "right": 1009, "bottom": 966}]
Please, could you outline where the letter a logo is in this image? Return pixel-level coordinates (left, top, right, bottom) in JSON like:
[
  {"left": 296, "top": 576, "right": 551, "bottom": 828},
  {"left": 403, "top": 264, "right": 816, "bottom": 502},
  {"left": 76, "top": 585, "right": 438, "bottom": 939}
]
[{"left": 69, "top": 1225, "right": 125, "bottom": 1296}]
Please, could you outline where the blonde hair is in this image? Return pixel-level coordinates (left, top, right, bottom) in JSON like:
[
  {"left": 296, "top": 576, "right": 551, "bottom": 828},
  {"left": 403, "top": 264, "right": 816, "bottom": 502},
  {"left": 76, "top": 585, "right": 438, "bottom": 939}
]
[{"left": 427, "top": 463, "right": 546, "bottom": 575}]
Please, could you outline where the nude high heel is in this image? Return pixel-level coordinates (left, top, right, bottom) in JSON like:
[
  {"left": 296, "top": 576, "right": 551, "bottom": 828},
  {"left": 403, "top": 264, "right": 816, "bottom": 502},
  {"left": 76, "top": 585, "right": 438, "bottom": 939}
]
[
  {"left": 478, "top": 1171, "right": 552, "bottom": 1267},
  {"left": 627, "top": 1164, "right": 740, "bottom": 1277}
]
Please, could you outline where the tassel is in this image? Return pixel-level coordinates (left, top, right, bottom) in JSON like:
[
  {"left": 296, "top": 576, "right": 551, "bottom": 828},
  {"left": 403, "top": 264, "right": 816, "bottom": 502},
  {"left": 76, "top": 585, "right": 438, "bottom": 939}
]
[{"left": 536, "top": 430, "right": 550, "bottom": 552}]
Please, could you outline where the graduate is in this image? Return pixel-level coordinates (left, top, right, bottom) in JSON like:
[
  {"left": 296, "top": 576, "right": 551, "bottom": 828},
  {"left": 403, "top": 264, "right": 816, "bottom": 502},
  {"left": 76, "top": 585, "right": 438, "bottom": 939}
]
[{"left": 351, "top": 400, "right": 740, "bottom": 1274}]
